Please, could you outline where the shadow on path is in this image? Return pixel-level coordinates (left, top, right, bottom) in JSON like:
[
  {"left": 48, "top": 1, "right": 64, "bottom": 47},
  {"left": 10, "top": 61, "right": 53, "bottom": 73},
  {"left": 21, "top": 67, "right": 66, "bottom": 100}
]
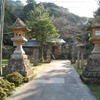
[{"left": 8, "top": 60, "right": 96, "bottom": 100}]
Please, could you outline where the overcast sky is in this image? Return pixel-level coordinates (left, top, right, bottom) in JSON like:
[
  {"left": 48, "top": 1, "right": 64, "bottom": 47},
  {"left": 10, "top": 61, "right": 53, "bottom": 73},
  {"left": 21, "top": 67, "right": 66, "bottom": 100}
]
[{"left": 20, "top": 0, "right": 99, "bottom": 17}]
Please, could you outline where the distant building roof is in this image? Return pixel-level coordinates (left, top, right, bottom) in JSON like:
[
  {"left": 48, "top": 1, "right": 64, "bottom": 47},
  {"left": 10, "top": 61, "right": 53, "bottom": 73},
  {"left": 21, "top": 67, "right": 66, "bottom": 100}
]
[
  {"left": 48, "top": 38, "right": 66, "bottom": 44},
  {"left": 13, "top": 40, "right": 40, "bottom": 47}
]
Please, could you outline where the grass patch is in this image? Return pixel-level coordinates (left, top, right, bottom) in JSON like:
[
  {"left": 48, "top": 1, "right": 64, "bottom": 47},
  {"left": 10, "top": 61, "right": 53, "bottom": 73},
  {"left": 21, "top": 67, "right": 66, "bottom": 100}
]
[
  {"left": 73, "top": 61, "right": 84, "bottom": 75},
  {"left": 73, "top": 61, "right": 100, "bottom": 100},
  {"left": 88, "top": 84, "right": 100, "bottom": 100},
  {"left": 2, "top": 59, "right": 8, "bottom": 66}
]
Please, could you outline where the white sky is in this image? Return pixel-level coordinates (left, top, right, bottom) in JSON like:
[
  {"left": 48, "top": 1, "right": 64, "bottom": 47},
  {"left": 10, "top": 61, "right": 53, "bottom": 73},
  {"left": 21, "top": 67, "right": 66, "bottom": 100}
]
[{"left": 20, "top": 0, "right": 99, "bottom": 17}]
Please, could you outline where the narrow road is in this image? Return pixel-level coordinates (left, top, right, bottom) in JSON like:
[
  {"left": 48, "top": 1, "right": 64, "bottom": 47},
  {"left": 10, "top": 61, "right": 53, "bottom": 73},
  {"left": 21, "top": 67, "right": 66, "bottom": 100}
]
[{"left": 8, "top": 60, "right": 96, "bottom": 100}]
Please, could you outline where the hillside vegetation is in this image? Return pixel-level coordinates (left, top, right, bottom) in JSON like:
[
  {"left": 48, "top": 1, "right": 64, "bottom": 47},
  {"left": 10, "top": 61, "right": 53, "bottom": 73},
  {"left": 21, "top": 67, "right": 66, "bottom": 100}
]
[{"left": 3, "top": 0, "right": 90, "bottom": 47}]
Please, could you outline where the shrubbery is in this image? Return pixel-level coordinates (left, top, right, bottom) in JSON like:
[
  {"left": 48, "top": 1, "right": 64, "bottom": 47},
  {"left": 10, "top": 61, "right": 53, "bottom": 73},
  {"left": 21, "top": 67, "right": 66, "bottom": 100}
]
[
  {"left": 0, "top": 87, "right": 7, "bottom": 100},
  {"left": 0, "top": 72, "right": 28, "bottom": 100},
  {"left": 0, "top": 78, "right": 15, "bottom": 100},
  {"left": 4, "top": 72, "right": 26, "bottom": 86}
]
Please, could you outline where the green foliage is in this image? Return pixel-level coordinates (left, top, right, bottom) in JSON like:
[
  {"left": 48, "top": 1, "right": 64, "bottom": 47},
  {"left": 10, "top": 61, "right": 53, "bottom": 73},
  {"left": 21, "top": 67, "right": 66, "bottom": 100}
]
[
  {"left": 94, "top": 7, "right": 100, "bottom": 17},
  {"left": 0, "top": 79, "right": 15, "bottom": 96},
  {"left": 0, "top": 1, "right": 16, "bottom": 46},
  {"left": 4, "top": 72, "right": 25, "bottom": 86},
  {"left": 88, "top": 84, "right": 100, "bottom": 100},
  {"left": 23, "top": 3, "right": 35, "bottom": 20},
  {"left": 0, "top": 87, "right": 7, "bottom": 100},
  {"left": 7, "top": 0, "right": 24, "bottom": 10},
  {"left": 26, "top": 5, "right": 50, "bottom": 22},
  {"left": 2, "top": 59, "right": 8, "bottom": 66},
  {"left": 42, "top": 2, "right": 60, "bottom": 17},
  {"left": 49, "top": 7, "right": 60, "bottom": 17},
  {"left": 27, "top": 19, "right": 59, "bottom": 44},
  {"left": 26, "top": 5, "right": 59, "bottom": 61},
  {"left": 2, "top": 46, "right": 14, "bottom": 59},
  {"left": 23, "top": 2, "right": 60, "bottom": 20},
  {"left": 43, "top": 2, "right": 59, "bottom": 8},
  {"left": 26, "top": 5, "right": 59, "bottom": 44},
  {"left": 4, "top": 1, "right": 16, "bottom": 24},
  {"left": 3, "top": 33, "right": 13, "bottom": 46},
  {"left": 73, "top": 61, "right": 84, "bottom": 75}
]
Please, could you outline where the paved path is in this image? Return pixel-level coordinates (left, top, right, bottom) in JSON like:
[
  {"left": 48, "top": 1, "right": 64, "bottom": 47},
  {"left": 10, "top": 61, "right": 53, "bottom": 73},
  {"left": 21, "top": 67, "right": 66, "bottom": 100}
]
[{"left": 8, "top": 60, "right": 96, "bottom": 100}]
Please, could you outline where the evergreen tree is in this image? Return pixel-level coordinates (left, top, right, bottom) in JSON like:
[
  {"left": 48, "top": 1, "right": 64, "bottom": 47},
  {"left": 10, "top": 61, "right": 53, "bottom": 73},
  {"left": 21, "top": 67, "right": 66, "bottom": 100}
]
[
  {"left": 26, "top": 5, "right": 59, "bottom": 43},
  {"left": 26, "top": 5, "right": 59, "bottom": 61},
  {"left": 94, "top": 7, "right": 100, "bottom": 17},
  {"left": 1, "top": 0, "right": 16, "bottom": 46}
]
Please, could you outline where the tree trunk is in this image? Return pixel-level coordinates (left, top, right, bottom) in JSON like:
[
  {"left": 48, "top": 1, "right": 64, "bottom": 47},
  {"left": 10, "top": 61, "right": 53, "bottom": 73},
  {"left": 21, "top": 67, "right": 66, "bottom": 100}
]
[{"left": 41, "top": 46, "right": 45, "bottom": 62}]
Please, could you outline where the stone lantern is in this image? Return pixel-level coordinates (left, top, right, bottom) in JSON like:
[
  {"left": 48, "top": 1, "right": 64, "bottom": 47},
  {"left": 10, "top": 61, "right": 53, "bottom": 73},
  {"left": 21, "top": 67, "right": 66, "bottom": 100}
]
[
  {"left": 4, "top": 18, "right": 34, "bottom": 79},
  {"left": 46, "top": 50, "right": 51, "bottom": 63},
  {"left": 81, "top": 16, "right": 100, "bottom": 84},
  {"left": 11, "top": 19, "right": 29, "bottom": 55}
]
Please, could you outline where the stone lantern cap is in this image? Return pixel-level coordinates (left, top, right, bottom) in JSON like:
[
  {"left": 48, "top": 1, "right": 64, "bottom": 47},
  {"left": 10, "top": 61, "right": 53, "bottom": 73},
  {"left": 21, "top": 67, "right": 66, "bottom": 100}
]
[
  {"left": 88, "top": 16, "right": 100, "bottom": 30},
  {"left": 87, "top": 16, "right": 100, "bottom": 43},
  {"left": 8, "top": 18, "right": 31, "bottom": 32}
]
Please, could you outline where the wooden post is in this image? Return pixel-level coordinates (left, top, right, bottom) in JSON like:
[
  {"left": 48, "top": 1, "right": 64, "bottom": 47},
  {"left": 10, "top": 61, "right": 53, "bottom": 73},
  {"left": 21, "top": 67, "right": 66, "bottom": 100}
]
[
  {"left": 81, "top": 48, "right": 84, "bottom": 69},
  {"left": 71, "top": 45, "right": 75, "bottom": 64},
  {"left": 77, "top": 47, "right": 81, "bottom": 69},
  {"left": 46, "top": 49, "right": 51, "bottom": 63}
]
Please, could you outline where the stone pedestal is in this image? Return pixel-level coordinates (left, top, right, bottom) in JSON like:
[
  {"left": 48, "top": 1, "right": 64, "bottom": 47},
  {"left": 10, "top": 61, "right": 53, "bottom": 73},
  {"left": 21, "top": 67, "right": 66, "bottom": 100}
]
[
  {"left": 81, "top": 54, "right": 100, "bottom": 84},
  {"left": 4, "top": 53, "right": 34, "bottom": 80}
]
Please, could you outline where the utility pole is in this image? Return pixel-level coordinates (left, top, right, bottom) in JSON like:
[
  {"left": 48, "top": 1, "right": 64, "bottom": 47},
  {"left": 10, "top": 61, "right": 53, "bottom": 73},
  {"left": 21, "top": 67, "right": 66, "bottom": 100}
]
[{"left": 0, "top": 0, "right": 5, "bottom": 75}]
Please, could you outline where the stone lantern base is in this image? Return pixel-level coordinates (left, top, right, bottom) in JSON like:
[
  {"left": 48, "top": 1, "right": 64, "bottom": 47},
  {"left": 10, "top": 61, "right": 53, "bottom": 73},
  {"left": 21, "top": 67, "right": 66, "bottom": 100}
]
[
  {"left": 81, "top": 54, "right": 100, "bottom": 84},
  {"left": 3, "top": 53, "right": 34, "bottom": 80}
]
